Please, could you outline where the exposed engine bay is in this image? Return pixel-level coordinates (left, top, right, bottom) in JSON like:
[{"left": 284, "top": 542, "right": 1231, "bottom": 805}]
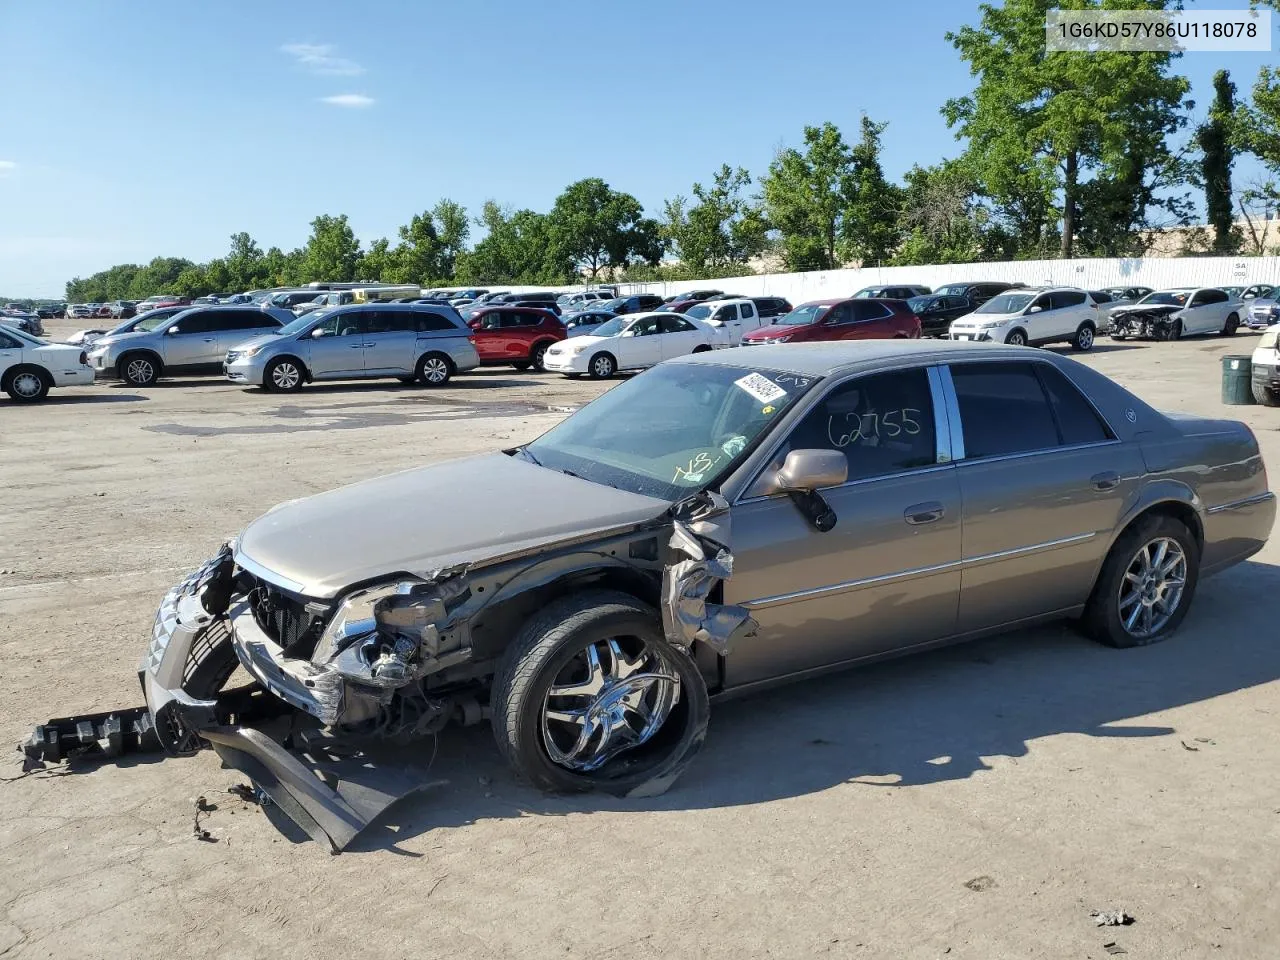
[{"left": 1108, "top": 304, "right": 1184, "bottom": 340}]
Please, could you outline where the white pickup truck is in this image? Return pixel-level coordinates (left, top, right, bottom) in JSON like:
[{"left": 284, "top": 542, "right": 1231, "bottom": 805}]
[{"left": 681, "top": 298, "right": 766, "bottom": 346}]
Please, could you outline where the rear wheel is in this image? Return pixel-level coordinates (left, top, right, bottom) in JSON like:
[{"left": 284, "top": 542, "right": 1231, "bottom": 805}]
[
  {"left": 491, "top": 591, "right": 709, "bottom": 796},
  {"left": 416, "top": 352, "right": 453, "bottom": 387},
  {"left": 1071, "top": 323, "right": 1096, "bottom": 352},
  {"left": 530, "top": 342, "right": 551, "bottom": 371},
  {"left": 1082, "top": 514, "right": 1200, "bottom": 648},
  {"left": 1253, "top": 383, "right": 1280, "bottom": 407},
  {"left": 1221, "top": 313, "right": 1240, "bottom": 336},
  {"left": 4, "top": 366, "right": 50, "bottom": 402},
  {"left": 588, "top": 352, "right": 616, "bottom": 379},
  {"left": 511, "top": 361, "right": 531, "bottom": 372},
  {"left": 265, "top": 357, "right": 304, "bottom": 392}
]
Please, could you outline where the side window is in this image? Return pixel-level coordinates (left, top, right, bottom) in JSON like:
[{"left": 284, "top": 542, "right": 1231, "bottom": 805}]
[
  {"left": 520, "top": 312, "right": 545, "bottom": 326},
  {"left": 712, "top": 305, "right": 737, "bottom": 322},
  {"left": 950, "top": 362, "right": 1059, "bottom": 458},
  {"left": 851, "top": 301, "right": 892, "bottom": 322},
  {"left": 413, "top": 311, "right": 457, "bottom": 333},
  {"left": 827, "top": 303, "right": 853, "bottom": 324},
  {"left": 632, "top": 316, "right": 661, "bottom": 336},
  {"left": 176, "top": 312, "right": 215, "bottom": 334},
  {"left": 1050, "top": 291, "right": 1086, "bottom": 309},
  {"left": 1028, "top": 294, "right": 1052, "bottom": 312},
  {"left": 366, "top": 311, "right": 413, "bottom": 333},
  {"left": 783, "top": 369, "right": 937, "bottom": 482},
  {"left": 1036, "top": 364, "right": 1112, "bottom": 445},
  {"left": 741, "top": 302, "right": 755, "bottom": 319},
  {"left": 477, "top": 311, "right": 502, "bottom": 330},
  {"left": 660, "top": 316, "right": 695, "bottom": 333},
  {"left": 1090, "top": 291, "right": 1112, "bottom": 303},
  {"left": 1200, "top": 289, "right": 1228, "bottom": 305},
  {"left": 311, "top": 313, "right": 343, "bottom": 337},
  {"left": 332, "top": 311, "right": 366, "bottom": 337}
]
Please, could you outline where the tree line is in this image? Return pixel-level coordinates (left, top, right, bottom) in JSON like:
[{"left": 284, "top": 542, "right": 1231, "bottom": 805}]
[{"left": 63, "top": 0, "right": 1280, "bottom": 305}]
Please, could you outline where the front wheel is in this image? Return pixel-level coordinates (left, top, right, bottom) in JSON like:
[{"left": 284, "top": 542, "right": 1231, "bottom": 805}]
[
  {"left": 1005, "top": 329, "right": 1028, "bottom": 347},
  {"left": 1082, "top": 514, "right": 1200, "bottom": 648},
  {"left": 120, "top": 354, "right": 159, "bottom": 387},
  {"left": 491, "top": 590, "right": 709, "bottom": 797},
  {"left": 265, "top": 357, "right": 304, "bottom": 392},
  {"left": 1254, "top": 383, "right": 1280, "bottom": 407},
  {"left": 588, "top": 352, "right": 616, "bottom": 379},
  {"left": 415, "top": 352, "right": 453, "bottom": 387},
  {"left": 1071, "top": 324, "right": 1095, "bottom": 352},
  {"left": 1170, "top": 319, "right": 1183, "bottom": 341}
]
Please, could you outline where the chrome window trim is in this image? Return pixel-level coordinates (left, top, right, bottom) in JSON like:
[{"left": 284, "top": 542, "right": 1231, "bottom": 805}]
[
  {"left": 926, "top": 365, "right": 954, "bottom": 464},
  {"left": 936, "top": 364, "right": 966, "bottom": 460},
  {"left": 742, "top": 531, "right": 1097, "bottom": 609},
  {"left": 953, "top": 439, "right": 1122, "bottom": 468},
  {"left": 1206, "top": 491, "right": 1276, "bottom": 515}
]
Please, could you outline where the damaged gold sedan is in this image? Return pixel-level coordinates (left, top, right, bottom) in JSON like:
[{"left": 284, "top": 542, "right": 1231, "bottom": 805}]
[{"left": 24, "top": 341, "right": 1275, "bottom": 851}]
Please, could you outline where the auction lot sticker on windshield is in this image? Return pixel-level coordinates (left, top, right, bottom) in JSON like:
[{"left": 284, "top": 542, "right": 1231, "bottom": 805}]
[{"left": 734, "top": 373, "right": 788, "bottom": 405}]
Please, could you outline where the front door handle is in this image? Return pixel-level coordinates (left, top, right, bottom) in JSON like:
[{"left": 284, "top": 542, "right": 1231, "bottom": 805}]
[
  {"left": 904, "top": 502, "right": 945, "bottom": 525},
  {"left": 1091, "top": 471, "right": 1120, "bottom": 491},
  {"left": 202, "top": 337, "right": 216, "bottom": 342}
]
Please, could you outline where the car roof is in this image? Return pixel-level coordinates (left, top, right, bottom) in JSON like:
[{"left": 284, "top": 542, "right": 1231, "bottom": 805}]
[{"left": 671, "top": 339, "right": 1045, "bottom": 377}]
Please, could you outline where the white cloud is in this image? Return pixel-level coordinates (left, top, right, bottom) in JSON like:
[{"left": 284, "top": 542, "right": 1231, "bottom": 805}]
[
  {"left": 320, "top": 94, "right": 375, "bottom": 108},
  {"left": 281, "top": 42, "right": 364, "bottom": 76},
  {"left": 0, "top": 160, "right": 16, "bottom": 177}
]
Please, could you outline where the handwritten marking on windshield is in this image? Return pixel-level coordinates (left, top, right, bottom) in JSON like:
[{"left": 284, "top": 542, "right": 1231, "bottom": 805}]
[
  {"left": 827, "top": 408, "right": 922, "bottom": 447},
  {"left": 673, "top": 450, "right": 720, "bottom": 483}
]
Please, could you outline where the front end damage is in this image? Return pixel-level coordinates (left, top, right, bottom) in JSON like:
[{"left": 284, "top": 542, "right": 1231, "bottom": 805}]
[
  {"left": 22, "top": 495, "right": 755, "bottom": 852},
  {"left": 1109, "top": 305, "right": 1183, "bottom": 340}
]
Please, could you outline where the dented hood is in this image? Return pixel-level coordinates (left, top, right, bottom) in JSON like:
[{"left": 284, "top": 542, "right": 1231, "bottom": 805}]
[{"left": 236, "top": 453, "right": 670, "bottom": 598}]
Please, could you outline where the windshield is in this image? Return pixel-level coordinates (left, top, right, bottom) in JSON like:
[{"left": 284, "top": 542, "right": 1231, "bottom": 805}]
[
  {"left": 686, "top": 304, "right": 713, "bottom": 320},
  {"left": 976, "top": 293, "right": 1035, "bottom": 314},
  {"left": 775, "top": 304, "right": 830, "bottom": 326},
  {"left": 1141, "top": 291, "right": 1189, "bottom": 306},
  {"left": 2, "top": 326, "right": 48, "bottom": 346},
  {"left": 907, "top": 296, "right": 934, "bottom": 312},
  {"left": 278, "top": 311, "right": 328, "bottom": 336},
  {"left": 134, "top": 311, "right": 179, "bottom": 332},
  {"left": 524, "top": 363, "right": 817, "bottom": 500},
  {"left": 589, "top": 317, "right": 628, "bottom": 338}
]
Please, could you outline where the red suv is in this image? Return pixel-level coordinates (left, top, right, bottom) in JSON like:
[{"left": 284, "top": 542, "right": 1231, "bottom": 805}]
[
  {"left": 467, "top": 307, "right": 567, "bottom": 371},
  {"left": 740, "top": 298, "right": 920, "bottom": 345}
]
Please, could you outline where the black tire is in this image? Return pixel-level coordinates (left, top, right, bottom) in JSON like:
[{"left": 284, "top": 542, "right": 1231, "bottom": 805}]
[
  {"left": 587, "top": 352, "right": 616, "bottom": 379},
  {"left": 415, "top": 352, "right": 453, "bottom": 387},
  {"left": 1112, "top": 334, "right": 1127, "bottom": 341},
  {"left": 1005, "top": 329, "right": 1028, "bottom": 347},
  {"left": 3, "top": 365, "right": 51, "bottom": 402},
  {"left": 1253, "top": 382, "right": 1280, "bottom": 407},
  {"left": 1171, "top": 319, "right": 1183, "bottom": 341},
  {"left": 1221, "top": 313, "right": 1239, "bottom": 336},
  {"left": 1082, "top": 513, "right": 1200, "bottom": 649},
  {"left": 1071, "top": 323, "right": 1096, "bottom": 352},
  {"left": 264, "top": 357, "right": 305, "bottom": 392},
  {"left": 530, "top": 341, "right": 552, "bottom": 372},
  {"left": 511, "top": 361, "right": 531, "bottom": 372},
  {"left": 491, "top": 590, "right": 710, "bottom": 797},
  {"left": 118, "top": 352, "right": 160, "bottom": 386},
  {"left": 397, "top": 376, "right": 416, "bottom": 384},
  {"left": 692, "top": 344, "right": 713, "bottom": 353}
]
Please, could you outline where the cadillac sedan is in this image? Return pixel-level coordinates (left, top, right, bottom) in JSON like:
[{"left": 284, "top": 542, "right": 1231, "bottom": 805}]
[{"left": 32, "top": 341, "right": 1275, "bottom": 849}]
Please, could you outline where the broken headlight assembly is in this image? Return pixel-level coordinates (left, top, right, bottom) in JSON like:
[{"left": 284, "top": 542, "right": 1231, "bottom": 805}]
[{"left": 312, "top": 579, "right": 447, "bottom": 688}]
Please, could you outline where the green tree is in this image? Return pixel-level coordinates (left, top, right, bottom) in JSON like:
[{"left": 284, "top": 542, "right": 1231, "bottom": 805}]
[
  {"left": 1198, "top": 70, "right": 1238, "bottom": 254},
  {"left": 432, "top": 199, "right": 470, "bottom": 278},
  {"left": 945, "top": 0, "right": 1192, "bottom": 259},
  {"left": 224, "top": 232, "right": 267, "bottom": 291},
  {"left": 387, "top": 210, "right": 444, "bottom": 284},
  {"left": 843, "top": 116, "right": 904, "bottom": 264},
  {"left": 762, "top": 122, "right": 855, "bottom": 271},
  {"left": 891, "top": 161, "right": 995, "bottom": 265},
  {"left": 356, "top": 237, "right": 392, "bottom": 282},
  {"left": 456, "top": 202, "right": 573, "bottom": 284},
  {"left": 302, "top": 214, "right": 361, "bottom": 282},
  {"left": 547, "top": 178, "right": 657, "bottom": 279},
  {"left": 664, "top": 165, "right": 768, "bottom": 272}
]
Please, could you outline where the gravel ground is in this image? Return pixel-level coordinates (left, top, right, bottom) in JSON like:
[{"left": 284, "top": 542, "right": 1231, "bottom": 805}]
[{"left": 1, "top": 323, "right": 1277, "bottom": 960}]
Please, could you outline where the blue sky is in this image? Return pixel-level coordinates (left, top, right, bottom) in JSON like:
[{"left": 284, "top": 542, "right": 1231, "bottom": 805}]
[{"left": 0, "top": 0, "right": 1273, "bottom": 297}]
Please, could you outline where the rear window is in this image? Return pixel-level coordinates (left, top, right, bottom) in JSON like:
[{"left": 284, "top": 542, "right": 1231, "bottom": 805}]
[{"left": 413, "top": 311, "right": 459, "bottom": 333}]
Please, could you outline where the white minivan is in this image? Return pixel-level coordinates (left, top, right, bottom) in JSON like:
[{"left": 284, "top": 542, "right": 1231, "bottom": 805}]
[
  {"left": 682, "top": 298, "right": 766, "bottom": 346},
  {"left": 948, "top": 287, "right": 1099, "bottom": 351}
]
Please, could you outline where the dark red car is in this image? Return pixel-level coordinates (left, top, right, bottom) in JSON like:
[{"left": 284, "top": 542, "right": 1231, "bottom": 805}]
[
  {"left": 740, "top": 298, "right": 921, "bottom": 345},
  {"left": 467, "top": 307, "right": 567, "bottom": 371}
]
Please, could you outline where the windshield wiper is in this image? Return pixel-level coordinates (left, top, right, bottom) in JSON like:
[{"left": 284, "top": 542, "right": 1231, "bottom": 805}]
[{"left": 517, "top": 446, "right": 542, "bottom": 466}]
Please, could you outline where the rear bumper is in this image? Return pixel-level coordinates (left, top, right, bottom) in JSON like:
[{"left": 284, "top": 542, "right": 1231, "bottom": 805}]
[{"left": 1202, "top": 491, "right": 1277, "bottom": 576}]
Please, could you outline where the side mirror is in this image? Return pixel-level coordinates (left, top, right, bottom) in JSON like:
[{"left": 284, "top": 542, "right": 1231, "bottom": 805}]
[
  {"left": 311, "top": 327, "right": 327, "bottom": 338},
  {"left": 167, "top": 325, "right": 180, "bottom": 334},
  {"left": 770, "top": 449, "right": 848, "bottom": 494},
  {"left": 1027, "top": 305, "right": 1042, "bottom": 314}
]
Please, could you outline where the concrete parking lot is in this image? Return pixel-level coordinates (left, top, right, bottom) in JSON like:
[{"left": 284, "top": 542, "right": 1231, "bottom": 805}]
[{"left": 1, "top": 329, "right": 1277, "bottom": 960}]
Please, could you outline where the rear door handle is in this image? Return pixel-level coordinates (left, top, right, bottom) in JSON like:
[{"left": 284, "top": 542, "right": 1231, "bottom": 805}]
[
  {"left": 350, "top": 344, "right": 365, "bottom": 349},
  {"left": 1091, "top": 471, "right": 1120, "bottom": 491},
  {"left": 202, "top": 338, "right": 216, "bottom": 342},
  {"left": 904, "top": 502, "right": 945, "bottom": 525}
]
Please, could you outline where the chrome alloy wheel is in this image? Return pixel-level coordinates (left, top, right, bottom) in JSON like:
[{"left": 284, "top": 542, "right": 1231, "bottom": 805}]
[
  {"left": 271, "top": 360, "right": 301, "bottom": 389},
  {"left": 590, "top": 354, "right": 613, "bottom": 378},
  {"left": 1118, "top": 536, "right": 1187, "bottom": 639},
  {"left": 1077, "top": 326, "right": 1094, "bottom": 349},
  {"left": 421, "top": 356, "right": 449, "bottom": 383},
  {"left": 12, "top": 372, "right": 42, "bottom": 398},
  {"left": 126, "top": 358, "right": 155, "bottom": 384},
  {"left": 541, "top": 637, "right": 681, "bottom": 772}
]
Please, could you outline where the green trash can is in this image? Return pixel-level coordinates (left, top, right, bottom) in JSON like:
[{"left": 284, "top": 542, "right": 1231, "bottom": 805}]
[{"left": 1222, "top": 355, "right": 1254, "bottom": 405}]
